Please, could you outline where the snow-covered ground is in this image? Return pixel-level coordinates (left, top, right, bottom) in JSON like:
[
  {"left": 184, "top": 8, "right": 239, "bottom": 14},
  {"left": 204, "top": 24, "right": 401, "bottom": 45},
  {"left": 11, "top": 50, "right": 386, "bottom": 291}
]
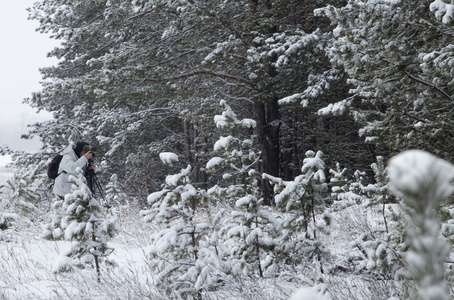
[
  {"left": 0, "top": 213, "right": 296, "bottom": 299},
  {"left": 0, "top": 212, "right": 153, "bottom": 299},
  {"left": 0, "top": 203, "right": 398, "bottom": 300}
]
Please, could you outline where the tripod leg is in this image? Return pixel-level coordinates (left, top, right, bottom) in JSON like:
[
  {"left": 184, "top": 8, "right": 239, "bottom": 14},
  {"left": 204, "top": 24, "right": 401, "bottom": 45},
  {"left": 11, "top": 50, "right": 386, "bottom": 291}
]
[{"left": 92, "top": 172, "right": 111, "bottom": 208}]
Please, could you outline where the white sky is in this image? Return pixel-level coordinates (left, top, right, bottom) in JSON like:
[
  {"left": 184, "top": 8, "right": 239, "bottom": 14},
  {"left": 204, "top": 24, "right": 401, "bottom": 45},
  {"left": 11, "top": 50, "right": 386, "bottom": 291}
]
[{"left": 0, "top": 1, "right": 58, "bottom": 166}]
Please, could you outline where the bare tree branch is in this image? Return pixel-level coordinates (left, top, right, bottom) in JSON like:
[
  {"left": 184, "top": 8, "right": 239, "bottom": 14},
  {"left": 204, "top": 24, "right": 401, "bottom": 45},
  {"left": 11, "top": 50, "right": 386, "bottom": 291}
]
[{"left": 404, "top": 70, "right": 453, "bottom": 102}]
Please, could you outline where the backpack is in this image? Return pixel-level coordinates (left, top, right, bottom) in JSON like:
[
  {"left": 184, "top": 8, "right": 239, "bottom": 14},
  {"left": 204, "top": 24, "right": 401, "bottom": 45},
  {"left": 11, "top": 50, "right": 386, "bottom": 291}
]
[{"left": 47, "top": 154, "right": 64, "bottom": 179}]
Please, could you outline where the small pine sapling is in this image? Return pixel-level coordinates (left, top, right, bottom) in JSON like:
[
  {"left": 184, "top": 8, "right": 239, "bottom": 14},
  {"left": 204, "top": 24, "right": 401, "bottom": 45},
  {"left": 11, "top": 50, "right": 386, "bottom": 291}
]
[
  {"left": 353, "top": 203, "right": 408, "bottom": 279},
  {"left": 142, "top": 158, "right": 221, "bottom": 299},
  {"left": 105, "top": 174, "right": 128, "bottom": 221},
  {"left": 206, "top": 100, "right": 259, "bottom": 203},
  {"left": 207, "top": 100, "right": 281, "bottom": 277},
  {"left": 105, "top": 174, "right": 128, "bottom": 206},
  {"left": 388, "top": 150, "right": 454, "bottom": 300},
  {"left": 55, "top": 168, "right": 119, "bottom": 282},
  {"left": 363, "top": 156, "right": 393, "bottom": 209},
  {"left": 42, "top": 199, "right": 65, "bottom": 240},
  {"left": 221, "top": 169, "right": 282, "bottom": 278},
  {"left": 329, "top": 163, "right": 365, "bottom": 210},
  {"left": 351, "top": 156, "right": 408, "bottom": 280},
  {"left": 2, "top": 162, "right": 48, "bottom": 220},
  {"left": 265, "top": 150, "right": 330, "bottom": 272}
]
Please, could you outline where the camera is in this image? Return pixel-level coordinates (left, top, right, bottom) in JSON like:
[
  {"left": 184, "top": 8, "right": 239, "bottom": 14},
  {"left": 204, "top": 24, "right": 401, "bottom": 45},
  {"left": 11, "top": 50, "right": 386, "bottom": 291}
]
[{"left": 83, "top": 145, "right": 96, "bottom": 158}]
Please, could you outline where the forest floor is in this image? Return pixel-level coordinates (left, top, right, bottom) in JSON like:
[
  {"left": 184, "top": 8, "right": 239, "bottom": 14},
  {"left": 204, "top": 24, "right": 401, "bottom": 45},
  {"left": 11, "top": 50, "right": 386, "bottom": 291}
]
[{"left": 0, "top": 203, "right": 401, "bottom": 300}]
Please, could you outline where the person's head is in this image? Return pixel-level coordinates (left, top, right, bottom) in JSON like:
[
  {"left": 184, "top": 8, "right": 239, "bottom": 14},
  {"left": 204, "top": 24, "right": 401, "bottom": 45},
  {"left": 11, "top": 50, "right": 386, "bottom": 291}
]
[{"left": 74, "top": 141, "right": 90, "bottom": 158}]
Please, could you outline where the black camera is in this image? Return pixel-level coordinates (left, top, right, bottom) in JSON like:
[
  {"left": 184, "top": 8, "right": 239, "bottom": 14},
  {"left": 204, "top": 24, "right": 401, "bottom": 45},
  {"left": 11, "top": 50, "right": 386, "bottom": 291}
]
[{"left": 82, "top": 145, "right": 96, "bottom": 161}]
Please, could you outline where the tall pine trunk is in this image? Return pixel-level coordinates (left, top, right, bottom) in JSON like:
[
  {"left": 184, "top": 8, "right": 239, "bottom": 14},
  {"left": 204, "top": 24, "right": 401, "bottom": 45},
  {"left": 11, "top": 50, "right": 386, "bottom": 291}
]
[{"left": 255, "top": 99, "right": 280, "bottom": 206}]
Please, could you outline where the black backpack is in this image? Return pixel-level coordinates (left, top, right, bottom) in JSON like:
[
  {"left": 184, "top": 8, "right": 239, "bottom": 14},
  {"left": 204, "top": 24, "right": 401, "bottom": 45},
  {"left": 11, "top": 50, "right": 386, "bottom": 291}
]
[{"left": 47, "top": 154, "right": 64, "bottom": 179}]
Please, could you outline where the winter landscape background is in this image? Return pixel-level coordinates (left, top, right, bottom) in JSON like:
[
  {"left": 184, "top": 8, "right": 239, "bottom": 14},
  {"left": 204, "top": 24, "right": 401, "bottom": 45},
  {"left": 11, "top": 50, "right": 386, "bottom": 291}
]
[{"left": 2, "top": 0, "right": 454, "bottom": 299}]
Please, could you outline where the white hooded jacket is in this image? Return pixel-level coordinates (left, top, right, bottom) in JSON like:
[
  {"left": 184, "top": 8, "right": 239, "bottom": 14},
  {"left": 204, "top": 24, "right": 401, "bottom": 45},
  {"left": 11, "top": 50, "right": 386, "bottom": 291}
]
[{"left": 53, "top": 144, "right": 89, "bottom": 197}]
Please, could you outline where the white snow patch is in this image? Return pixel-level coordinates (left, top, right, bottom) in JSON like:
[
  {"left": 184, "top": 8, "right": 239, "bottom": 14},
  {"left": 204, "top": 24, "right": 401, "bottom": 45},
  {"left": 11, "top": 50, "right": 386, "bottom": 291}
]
[
  {"left": 214, "top": 136, "right": 234, "bottom": 151},
  {"left": 159, "top": 152, "right": 179, "bottom": 164},
  {"left": 290, "top": 286, "right": 330, "bottom": 300},
  {"left": 206, "top": 157, "right": 224, "bottom": 169}
]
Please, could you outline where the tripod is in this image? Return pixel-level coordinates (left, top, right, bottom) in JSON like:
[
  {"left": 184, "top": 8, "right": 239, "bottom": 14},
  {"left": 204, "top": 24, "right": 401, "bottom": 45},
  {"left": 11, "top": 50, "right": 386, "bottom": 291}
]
[{"left": 86, "top": 162, "right": 111, "bottom": 209}]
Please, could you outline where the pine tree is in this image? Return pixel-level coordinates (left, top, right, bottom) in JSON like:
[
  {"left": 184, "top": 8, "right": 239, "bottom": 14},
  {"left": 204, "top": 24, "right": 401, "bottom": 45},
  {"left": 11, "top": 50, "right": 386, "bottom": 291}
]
[
  {"left": 56, "top": 168, "right": 119, "bottom": 283},
  {"left": 2, "top": 162, "right": 48, "bottom": 220},
  {"left": 388, "top": 150, "right": 454, "bottom": 300},
  {"left": 264, "top": 150, "right": 330, "bottom": 272},
  {"left": 329, "top": 163, "right": 365, "bottom": 211},
  {"left": 206, "top": 100, "right": 260, "bottom": 202},
  {"left": 221, "top": 177, "right": 282, "bottom": 278},
  {"left": 142, "top": 157, "right": 221, "bottom": 298},
  {"left": 42, "top": 199, "right": 65, "bottom": 240},
  {"left": 207, "top": 100, "right": 281, "bottom": 277},
  {"left": 318, "top": 0, "right": 454, "bottom": 161},
  {"left": 330, "top": 157, "right": 405, "bottom": 282},
  {"left": 105, "top": 174, "right": 128, "bottom": 221}
]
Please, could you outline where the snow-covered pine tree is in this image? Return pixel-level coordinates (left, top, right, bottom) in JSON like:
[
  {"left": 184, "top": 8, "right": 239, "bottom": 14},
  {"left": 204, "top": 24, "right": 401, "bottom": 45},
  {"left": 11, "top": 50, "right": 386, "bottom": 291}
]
[
  {"left": 317, "top": 0, "right": 454, "bottom": 162},
  {"left": 264, "top": 150, "right": 330, "bottom": 274},
  {"left": 388, "top": 150, "right": 454, "bottom": 300},
  {"left": 327, "top": 157, "right": 406, "bottom": 284},
  {"left": 353, "top": 203, "right": 408, "bottom": 284},
  {"left": 2, "top": 161, "right": 48, "bottom": 221},
  {"left": 42, "top": 199, "right": 65, "bottom": 240},
  {"left": 362, "top": 157, "right": 391, "bottom": 208},
  {"left": 56, "top": 168, "right": 119, "bottom": 282},
  {"left": 221, "top": 176, "right": 282, "bottom": 278},
  {"left": 329, "top": 163, "right": 365, "bottom": 211},
  {"left": 206, "top": 100, "right": 282, "bottom": 277},
  {"left": 345, "top": 156, "right": 409, "bottom": 282},
  {"left": 105, "top": 174, "right": 128, "bottom": 221},
  {"left": 206, "top": 100, "right": 260, "bottom": 201},
  {"left": 142, "top": 155, "right": 221, "bottom": 299}
]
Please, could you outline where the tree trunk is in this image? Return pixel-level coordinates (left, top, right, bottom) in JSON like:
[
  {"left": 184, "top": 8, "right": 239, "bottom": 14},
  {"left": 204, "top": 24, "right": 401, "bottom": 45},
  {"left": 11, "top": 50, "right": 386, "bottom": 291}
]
[
  {"left": 184, "top": 120, "right": 192, "bottom": 163},
  {"left": 255, "top": 99, "right": 280, "bottom": 206},
  {"left": 91, "top": 221, "right": 101, "bottom": 283}
]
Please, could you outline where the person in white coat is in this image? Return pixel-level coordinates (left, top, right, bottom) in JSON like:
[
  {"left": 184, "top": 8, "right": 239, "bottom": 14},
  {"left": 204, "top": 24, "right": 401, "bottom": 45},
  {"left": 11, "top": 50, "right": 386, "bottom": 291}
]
[{"left": 53, "top": 141, "right": 95, "bottom": 199}]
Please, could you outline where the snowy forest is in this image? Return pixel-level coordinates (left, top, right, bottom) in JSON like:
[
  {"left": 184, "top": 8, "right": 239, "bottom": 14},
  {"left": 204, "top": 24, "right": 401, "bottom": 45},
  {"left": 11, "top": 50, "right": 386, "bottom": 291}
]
[{"left": 2, "top": 0, "right": 454, "bottom": 299}]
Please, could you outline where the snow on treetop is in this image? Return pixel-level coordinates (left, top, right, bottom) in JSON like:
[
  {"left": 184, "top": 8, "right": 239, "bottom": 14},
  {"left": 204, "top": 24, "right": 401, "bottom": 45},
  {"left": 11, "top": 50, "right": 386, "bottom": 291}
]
[
  {"left": 214, "top": 100, "right": 256, "bottom": 129},
  {"left": 214, "top": 100, "right": 237, "bottom": 128},
  {"left": 301, "top": 150, "right": 325, "bottom": 173},
  {"left": 388, "top": 150, "right": 454, "bottom": 203},
  {"left": 240, "top": 118, "right": 256, "bottom": 128},
  {"left": 214, "top": 136, "right": 234, "bottom": 152},
  {"left": 430, "top": 0, "right": 454, "bottom": 24},
  {"left": 206, "top": 157, "right": 224, "bottom": 170},
  {"left": 318, "top": 99, "right": 349, "bottom": 116}
]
